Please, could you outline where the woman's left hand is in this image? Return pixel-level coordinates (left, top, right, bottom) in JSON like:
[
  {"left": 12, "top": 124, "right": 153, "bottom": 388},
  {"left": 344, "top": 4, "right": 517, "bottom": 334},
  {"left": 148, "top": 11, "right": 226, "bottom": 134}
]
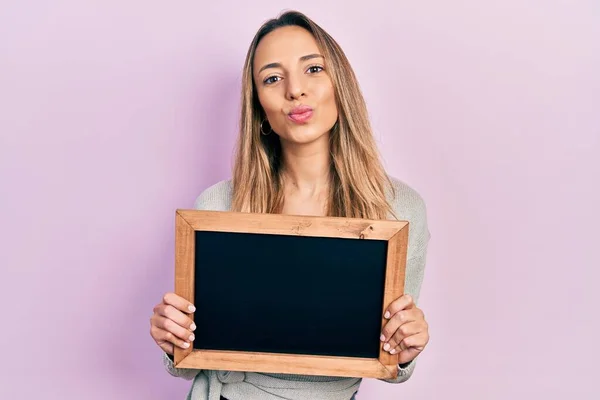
[{"left": 380, "top": 294, "right": 429, "bottom": 365}]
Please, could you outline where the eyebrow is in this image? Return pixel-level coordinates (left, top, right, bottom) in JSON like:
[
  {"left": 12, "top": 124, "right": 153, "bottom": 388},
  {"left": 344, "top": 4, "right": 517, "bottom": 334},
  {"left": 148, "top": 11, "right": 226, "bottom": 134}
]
[{"left": 258, "top": 53, "right": 324, "bottom": 73}]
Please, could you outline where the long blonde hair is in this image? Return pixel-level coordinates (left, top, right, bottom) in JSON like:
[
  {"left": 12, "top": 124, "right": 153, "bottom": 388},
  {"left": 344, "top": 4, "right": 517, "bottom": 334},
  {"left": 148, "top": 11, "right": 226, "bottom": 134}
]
[{"left": 232, "top": 10, "right": 395, "bottom": 220}]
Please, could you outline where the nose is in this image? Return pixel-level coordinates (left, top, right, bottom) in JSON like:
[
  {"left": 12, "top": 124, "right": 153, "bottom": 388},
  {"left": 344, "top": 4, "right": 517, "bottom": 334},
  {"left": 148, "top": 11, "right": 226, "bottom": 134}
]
[{"left": 285, "top": 73, "right": 306, "bottom": 101}]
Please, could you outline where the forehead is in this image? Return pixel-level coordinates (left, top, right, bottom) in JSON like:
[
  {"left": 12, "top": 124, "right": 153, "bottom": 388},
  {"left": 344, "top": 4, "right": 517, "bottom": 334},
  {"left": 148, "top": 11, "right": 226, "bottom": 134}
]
[{"left": 254, "top": 26, "right": 320, "bottom": 67}]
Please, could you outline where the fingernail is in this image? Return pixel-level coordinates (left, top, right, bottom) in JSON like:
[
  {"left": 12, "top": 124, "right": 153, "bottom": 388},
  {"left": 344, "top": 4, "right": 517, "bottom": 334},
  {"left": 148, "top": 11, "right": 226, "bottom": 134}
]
[
  {"left": 189, "top": 334, "right": 195, "bottom": 341},
  {"left": 390, "top": 349, "right": 396, "bottom": 354},
  {"left": 384, "top": 311, "right": 390, "bottom": 319},
  {"left": 182, "top": 342, "right": 190, "bottom": 348},
  {"left": 380, "top": 334, "right": 385, "bottom": 341},
  {"left": 188, "top": 305, "right": 196, "bottom": 312},
  {"left": 383, "top": 343, "right": 390, "bottom": 351},
  {"left": 190, "top": 323, "right": 196, "bottom": 331}
]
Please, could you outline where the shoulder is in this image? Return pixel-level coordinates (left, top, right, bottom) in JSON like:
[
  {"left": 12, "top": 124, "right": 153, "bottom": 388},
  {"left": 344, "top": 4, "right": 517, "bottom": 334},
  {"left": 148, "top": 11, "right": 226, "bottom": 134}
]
[
  {"left": 387, "top": 176, "right": 430, "bottom": 255},
  {"left": 387, "top": 176, "right": 427, "bottom": 220},
  {"left": 193, "top": 179, "right": 233, "bottom": 211}
]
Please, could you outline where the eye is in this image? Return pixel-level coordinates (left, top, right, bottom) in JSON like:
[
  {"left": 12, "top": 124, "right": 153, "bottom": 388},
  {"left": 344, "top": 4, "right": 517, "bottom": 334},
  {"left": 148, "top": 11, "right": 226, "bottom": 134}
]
[
  {"left": 307, "top": 65, "right": 324, "bottom": 74},
  {"left": 264, "top": 75, "right": 281, "bottom": 85}
]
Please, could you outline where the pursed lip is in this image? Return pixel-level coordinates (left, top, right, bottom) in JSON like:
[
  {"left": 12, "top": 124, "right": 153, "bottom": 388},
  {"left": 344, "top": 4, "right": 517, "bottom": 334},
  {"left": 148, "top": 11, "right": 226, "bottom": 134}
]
[
  {"left": 287, "top": 105, "right": 313, "bottom": 123},
  {"left": 289, "top": 105, "right": 313, "bottom": 115}
]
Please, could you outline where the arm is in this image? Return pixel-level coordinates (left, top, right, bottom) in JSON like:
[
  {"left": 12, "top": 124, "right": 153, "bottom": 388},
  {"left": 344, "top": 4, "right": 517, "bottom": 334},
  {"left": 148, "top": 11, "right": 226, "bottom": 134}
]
[
  {"left": 161, "top": 180, "right": 232, "bottom": 379},
  {"left": 380, "top": 180, "right": 431, "bottom": 383},
  {"left": 380, "top": 242, "right": 429, "bottom": 383}
]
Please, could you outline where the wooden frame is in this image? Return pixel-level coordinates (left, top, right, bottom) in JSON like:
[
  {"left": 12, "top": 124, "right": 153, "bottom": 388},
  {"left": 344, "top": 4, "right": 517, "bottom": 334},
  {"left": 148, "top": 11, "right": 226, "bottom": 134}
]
[{"left": 173, "top": 210, "right": 409, "bottom": 379}]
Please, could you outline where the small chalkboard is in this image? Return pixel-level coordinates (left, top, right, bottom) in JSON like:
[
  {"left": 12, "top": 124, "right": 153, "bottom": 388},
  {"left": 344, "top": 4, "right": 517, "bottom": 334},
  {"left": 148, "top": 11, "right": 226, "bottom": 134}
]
[{"left": 173, "top": 210, "right": 409, "bottom": 379}]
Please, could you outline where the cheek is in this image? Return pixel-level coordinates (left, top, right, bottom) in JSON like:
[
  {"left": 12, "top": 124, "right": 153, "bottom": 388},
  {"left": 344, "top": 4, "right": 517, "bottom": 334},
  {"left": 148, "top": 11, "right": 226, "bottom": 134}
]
[
  {"left": 257, "top": 90, "right": 275, "bottom": 112},
  {"left": 257, "top": 89, "right": 284, "bottom": 122},
  {"left": 318, "top": 83, "right": 338, "bottom": 121}
]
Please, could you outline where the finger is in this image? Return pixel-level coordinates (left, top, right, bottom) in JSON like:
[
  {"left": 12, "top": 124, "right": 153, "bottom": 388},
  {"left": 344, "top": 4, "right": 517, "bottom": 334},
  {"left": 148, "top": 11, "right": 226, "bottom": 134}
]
[
  {"left": 150, "top": 327, "right": 175, "bottom": 355},
  {"left": 152, "top": 325, "right": 192, "bottom": 350},
  {"left": 405, "top": 330, "right": 429, "bottom": 350},
  {"left": 154, "top": 304, "right": 196, "bottom": 332},
  {"left": 162, "top": 292, "right": 196, "bottom": 314},
  {"left": 149, "top": 325, "right": 184, "bottom": 354},
  {"left": 154, "top": 315, "right": 196, "bottom": 343},
  {"left": 398, "top": 346, "right": 421, "bottom": 365},
  {"left": 161, "top": 342, "right": 175, "bottom": 355},
  {"left": 386, "top": 321, "right": 423, "bottom": 353},
  {"left": 398, "top": 331, "right": 428, "bottom": 353},
  {"left": 383, "top": 294, "right": 414, "bottom": 320},
  {"left": 396, "top": 331, "right": 429, "bottom": 363},
  {"left": 380, "top": 308, "right": 419, "bottom": 342}
]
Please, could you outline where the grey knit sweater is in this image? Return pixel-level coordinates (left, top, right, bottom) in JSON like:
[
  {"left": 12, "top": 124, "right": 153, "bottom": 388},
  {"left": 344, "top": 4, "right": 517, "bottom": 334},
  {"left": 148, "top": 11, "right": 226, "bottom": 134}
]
[{"left": 163, "top": 176, "right": 430, "bottom": 400}]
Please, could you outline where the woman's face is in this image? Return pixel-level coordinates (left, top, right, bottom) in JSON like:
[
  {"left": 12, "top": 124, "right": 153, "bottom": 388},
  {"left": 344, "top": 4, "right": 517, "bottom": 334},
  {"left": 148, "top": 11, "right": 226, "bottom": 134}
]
[{"left": 253, "top": 26, "right": 338, "bottom": 145}]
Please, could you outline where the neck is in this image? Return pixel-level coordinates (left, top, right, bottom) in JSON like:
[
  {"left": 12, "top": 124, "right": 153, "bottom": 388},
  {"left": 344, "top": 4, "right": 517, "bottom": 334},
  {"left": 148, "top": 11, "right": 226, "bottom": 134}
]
[{"left": 279, "top": 134, "right": 331, "bottom": 195}]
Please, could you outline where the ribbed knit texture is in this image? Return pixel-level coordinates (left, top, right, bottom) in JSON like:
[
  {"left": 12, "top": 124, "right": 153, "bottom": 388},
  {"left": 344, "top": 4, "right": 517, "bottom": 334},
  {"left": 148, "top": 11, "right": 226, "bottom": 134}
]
[{"left": 162, "top": 176, "right": 430, "bottom": 400}]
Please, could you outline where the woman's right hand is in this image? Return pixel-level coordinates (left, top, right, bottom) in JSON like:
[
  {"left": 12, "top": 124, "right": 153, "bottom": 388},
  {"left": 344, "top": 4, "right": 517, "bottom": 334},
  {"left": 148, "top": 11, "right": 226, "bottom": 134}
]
[{"left": 150, "top": 292, "right": 197, "bottom": 355}]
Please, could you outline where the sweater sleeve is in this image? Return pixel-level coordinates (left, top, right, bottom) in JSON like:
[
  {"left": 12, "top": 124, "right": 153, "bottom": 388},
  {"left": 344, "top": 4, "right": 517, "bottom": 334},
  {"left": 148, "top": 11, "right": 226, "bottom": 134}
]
[
  {"left": 379, "top": 178, "right": 431, "bottom": 384},
  {"left": 161, "top": 180, "right": 232, "bottom": 380},
  {"left": 163, "top": 352, "right": 201, "bottom": 381}
]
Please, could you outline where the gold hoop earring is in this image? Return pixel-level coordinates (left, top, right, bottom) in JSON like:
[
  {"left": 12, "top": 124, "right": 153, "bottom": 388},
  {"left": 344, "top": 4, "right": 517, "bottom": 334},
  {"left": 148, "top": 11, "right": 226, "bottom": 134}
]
[{"left": 260, "top": 119, "right": 272, "bottom": 136}]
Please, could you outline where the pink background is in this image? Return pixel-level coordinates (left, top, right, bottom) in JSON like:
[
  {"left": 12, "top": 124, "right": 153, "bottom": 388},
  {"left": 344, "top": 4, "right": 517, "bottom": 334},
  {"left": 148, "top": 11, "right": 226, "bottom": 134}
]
[{"left": 1, "top": 1, "right": 598, "bottom": 399}]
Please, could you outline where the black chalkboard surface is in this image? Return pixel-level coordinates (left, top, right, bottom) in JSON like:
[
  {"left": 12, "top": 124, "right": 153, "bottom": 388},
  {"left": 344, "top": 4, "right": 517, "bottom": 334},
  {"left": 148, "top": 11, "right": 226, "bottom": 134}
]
[
  {"left": 194, "top": 230, "right": 387, "bottom": 358},
  {"left": 173, "top": 210, "right": 409, "bottom": 379}
]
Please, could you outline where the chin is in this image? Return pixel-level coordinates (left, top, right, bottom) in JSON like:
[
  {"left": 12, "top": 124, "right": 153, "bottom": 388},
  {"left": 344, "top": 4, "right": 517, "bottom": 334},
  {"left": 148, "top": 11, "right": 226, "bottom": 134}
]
[{"left": 278, "top": 125, "right": 332, "bottom": 146}]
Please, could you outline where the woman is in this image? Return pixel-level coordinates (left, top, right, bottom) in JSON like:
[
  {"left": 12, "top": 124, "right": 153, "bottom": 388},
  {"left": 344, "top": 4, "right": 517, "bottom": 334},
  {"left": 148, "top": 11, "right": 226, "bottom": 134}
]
[{"left": 150, "top": 10, "right": 430, "bottom": 400}]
